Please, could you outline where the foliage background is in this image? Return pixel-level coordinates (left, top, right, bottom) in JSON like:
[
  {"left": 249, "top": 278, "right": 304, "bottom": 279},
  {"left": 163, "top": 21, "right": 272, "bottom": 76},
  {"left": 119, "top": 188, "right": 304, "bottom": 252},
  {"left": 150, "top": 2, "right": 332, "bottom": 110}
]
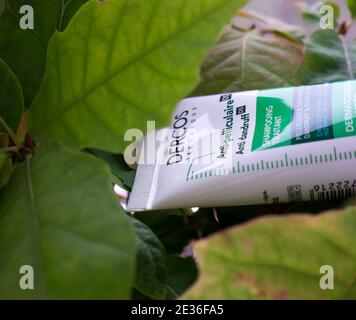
[{"left": 0, "top": 0, "right": 356, "bottom": 300}]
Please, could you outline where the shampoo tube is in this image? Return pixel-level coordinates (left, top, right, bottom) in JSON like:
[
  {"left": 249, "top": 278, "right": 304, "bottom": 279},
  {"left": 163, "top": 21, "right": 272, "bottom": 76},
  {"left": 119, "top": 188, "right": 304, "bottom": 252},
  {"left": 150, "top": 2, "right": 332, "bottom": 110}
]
[{"left": 127, "top": 80, "right": 356, "bottom": 211}]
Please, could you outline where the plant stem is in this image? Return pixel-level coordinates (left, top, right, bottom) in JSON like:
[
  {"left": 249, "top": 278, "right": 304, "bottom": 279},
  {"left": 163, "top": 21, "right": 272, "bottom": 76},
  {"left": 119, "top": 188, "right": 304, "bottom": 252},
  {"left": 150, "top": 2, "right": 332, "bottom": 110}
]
[
  {"left": 0, "top": 117, "right": 20, "bottom": 147},
  {"left": 1, "top": 146, "right": 18, "bottom": 152}
]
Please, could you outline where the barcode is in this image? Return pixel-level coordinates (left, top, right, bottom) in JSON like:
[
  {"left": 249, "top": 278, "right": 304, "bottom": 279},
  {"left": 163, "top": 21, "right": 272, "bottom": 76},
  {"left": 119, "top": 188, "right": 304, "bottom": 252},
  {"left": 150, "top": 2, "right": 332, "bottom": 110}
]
[{"left": 309, "top": 188, "right": 356, "bottom": 201}]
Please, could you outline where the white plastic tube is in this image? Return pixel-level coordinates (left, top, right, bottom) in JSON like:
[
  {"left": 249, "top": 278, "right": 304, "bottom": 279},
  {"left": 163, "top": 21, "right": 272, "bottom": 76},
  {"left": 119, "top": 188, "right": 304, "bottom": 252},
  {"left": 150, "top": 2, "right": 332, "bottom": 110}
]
[{"left": 127, "top": 80, "right": 356, "bottom": 211}]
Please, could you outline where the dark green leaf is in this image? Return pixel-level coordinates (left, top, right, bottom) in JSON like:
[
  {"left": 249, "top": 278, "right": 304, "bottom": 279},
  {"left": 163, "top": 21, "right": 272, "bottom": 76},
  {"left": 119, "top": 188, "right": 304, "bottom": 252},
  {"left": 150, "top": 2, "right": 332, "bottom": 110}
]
[
  {"left": 0, "top": 151, "right": 5, "bottom": 167},
  {"left": 0, "top": 0, "right": 4, "bottom": 15},
  {"left": 297, "top": 30, "right": 356, "bottom": 84},
  {"left": 86, "top": 148, "right": 135, "bottom": 190},
  {"left": 0, "top": 141, "right": 137, "bottom": 299},
  {"left": 165, "top": 255, "right": 198, "bottom": 299},
  {"left": 58, "top": 0, "right": 89, "bottom": 32},
  {"left": 130, "top": 217, "right": 167, "bottom": 300},
  {"left": 131, "top": 255, "right": 198, "bottom": 300},
  {"left": 0, "top": 150, "right": 12, "bottom": 189},
  {"left": 0, "top": 0, "right": 88, "bottom": 106},
  {"left": 135, "top": 209, "right": 220, "bottom": 255},
  {"left": 0, "top": 151, "right": 7, "bottom": 185},
  {"left": 0, "top": 58, "right": 24, "bottom": 132},
  {"left": 29, "top": 0, "right": 247, "bottom": 153}
]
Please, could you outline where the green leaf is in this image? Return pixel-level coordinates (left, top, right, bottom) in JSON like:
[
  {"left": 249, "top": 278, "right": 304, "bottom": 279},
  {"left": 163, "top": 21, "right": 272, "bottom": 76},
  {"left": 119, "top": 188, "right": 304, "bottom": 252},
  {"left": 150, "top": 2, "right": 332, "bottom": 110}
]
[
  {"left": 135, "top": 210, "right": 211, "bottom": 255},
  {"left": 0, "top": 0, "right": 88, "bottom": 107},
  {"left": 0, "top": 151, "right": 5, "bottom": 167},
  {"left": 0, "top": 151, "right": 7, "bottom": 187},
  {"left": 86, "top": 148, "right": 135, "bottom": 190},
  {"left": 130, "top": 217, "right": 167, "bottom": 300},
  {"left": 0, "top": 0, "right": 4, "bottom": 15},
  {"left": 165, "top": 256, "right": 198, "bottom": 299},
  {"left": 0, "top": 151, "right": 12, "bottom": 189},
  {"left": 131, "top": 255, "right": 198, "bottom": 300},
  {"left": 0, "top": 141, "right": 137, "bottom": 299},
  {"left": 184, "top": 208, "right": 356, "bottom": 299},
  {"left": 299, "top": 1, "right": 340, "bottom": 25},
  {"left": 191, "top": 19, "right": 304, "bottom": 96},
  {"left": 29, "top": 0, "right": 247, "bottom": 153},
  {"left": 58, "top": 0, "right": 90, "bottom": 32},
  {"left": 347, "top": 0, "right": 356, "bottom": 19},
  {"left": 297, "top": 30, "right": 356, "bottom": 84},
  {"left": 0, "top": 58, "right": 24, "bottom": 132}
]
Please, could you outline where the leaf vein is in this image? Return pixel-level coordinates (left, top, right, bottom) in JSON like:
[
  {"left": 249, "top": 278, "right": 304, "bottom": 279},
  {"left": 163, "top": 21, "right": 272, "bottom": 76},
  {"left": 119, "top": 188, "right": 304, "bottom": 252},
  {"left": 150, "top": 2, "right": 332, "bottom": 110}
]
[{"left": 33, "top": 0, "right": 234, "bottom": 134}]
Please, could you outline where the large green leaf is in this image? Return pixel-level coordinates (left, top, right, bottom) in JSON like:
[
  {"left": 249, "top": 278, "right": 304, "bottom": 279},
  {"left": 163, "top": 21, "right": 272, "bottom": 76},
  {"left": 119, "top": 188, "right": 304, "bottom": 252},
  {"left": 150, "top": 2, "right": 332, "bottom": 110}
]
[
  {"left": 0, "top": 58, "right": 24, "bottom": 131},
  {"left": 0, "top": 0, "right": 88, "bottom": 106},
  {"left": 0, "top": 141, "right": 137, "bottom": 299},
  {"left": 29, "top": 0, "right": 247, "bottom": 152},
  {"left": 297, "top": 29, "right": 356, "bottom": 84},
  {"left": 191, "top": 19, "right": 304, "bottom": 96},
  {"left": 130, "top": 217, "right": 167, "bottom": 300},
  {"left": 184, "top": 208, "right": 356, "bottom": 299}
]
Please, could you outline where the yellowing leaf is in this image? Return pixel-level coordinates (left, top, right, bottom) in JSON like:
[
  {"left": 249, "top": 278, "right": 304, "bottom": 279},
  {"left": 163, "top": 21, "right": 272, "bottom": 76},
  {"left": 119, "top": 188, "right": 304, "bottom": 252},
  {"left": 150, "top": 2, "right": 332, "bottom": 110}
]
[
  {"left": 191, "top": 20, "right": 304, "bottom": 96},
  {"left": 184, "top": 209, "right": 356, "bottom": 299}
]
